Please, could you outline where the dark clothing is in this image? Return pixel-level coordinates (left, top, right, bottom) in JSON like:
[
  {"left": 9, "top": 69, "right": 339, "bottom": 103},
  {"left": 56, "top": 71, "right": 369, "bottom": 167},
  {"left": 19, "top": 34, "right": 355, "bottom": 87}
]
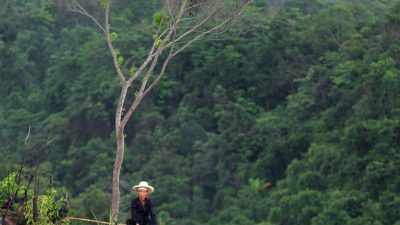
[{"left": 126, "top": 197, "right": 158, "bottom": 225}]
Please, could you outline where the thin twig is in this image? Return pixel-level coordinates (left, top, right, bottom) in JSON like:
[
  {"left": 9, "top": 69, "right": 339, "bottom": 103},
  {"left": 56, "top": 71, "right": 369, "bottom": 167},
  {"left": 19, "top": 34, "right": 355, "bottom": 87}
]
[
  {"left": 24, "top": 126, "right": 31, "bottom": 146},
  {"left": 171, "top": 0, "right": 253, "bottom": 57},
  {"left": 69, "top": 0, "right": 106, "bottom": 33}
]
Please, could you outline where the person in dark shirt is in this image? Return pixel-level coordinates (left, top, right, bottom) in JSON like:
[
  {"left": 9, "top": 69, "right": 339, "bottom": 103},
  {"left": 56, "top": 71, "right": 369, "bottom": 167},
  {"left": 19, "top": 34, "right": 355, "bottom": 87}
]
[{"left": 126, "top": 181, "right": 158, "bottom": 225}]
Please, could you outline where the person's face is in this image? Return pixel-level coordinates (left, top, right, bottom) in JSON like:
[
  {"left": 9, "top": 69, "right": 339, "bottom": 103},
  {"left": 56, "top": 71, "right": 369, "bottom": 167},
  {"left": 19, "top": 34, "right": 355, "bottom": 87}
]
[{"left": 137, "top": 188, "right": 149, "bottom": 199}]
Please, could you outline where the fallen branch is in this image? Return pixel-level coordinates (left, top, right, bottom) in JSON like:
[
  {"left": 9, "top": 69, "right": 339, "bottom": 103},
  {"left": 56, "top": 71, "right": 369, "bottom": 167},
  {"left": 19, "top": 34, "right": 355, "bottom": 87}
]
[{"left": 67, "top": 216, "right": 126, "bottom": 225}]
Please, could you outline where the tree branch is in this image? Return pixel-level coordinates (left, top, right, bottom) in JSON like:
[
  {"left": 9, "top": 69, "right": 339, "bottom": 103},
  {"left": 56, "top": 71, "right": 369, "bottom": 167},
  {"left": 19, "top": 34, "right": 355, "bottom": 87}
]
[
  {"left": 166, "top": 6, "right": 216, "bottom": 48},
  {"left": 142, "top": 44, "right": 175, "bottom": 98},
  {"left": 69, "top": 0, "right": 106, "bottom": 33},
  {"left": 120, "top": 24, "right": 177, "bottom": 126},
  {"left": 171, "top": 0, "right": 253, "bottom": 57},
  {"left": 104, "top": 4, "right": 126, "bottom": 83}
]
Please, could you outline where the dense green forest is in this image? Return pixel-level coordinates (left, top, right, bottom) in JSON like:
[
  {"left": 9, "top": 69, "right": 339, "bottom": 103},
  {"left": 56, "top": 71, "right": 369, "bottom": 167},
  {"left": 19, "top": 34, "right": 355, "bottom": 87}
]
[{"left": 1, "top": 0, "right": 400, "bottom": 224}]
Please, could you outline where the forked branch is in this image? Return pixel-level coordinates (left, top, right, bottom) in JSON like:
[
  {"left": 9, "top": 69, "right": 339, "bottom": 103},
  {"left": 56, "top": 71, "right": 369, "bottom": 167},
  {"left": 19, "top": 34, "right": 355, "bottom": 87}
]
[{"left": 64, "top": 0, "right": 254, "bottom": 222}]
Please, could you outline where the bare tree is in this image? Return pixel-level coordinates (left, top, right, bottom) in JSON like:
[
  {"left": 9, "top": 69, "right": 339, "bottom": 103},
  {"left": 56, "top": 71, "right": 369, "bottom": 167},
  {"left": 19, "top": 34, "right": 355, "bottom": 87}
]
[{"left": 63, "top": 0, "right": 253, "bottom": 222}]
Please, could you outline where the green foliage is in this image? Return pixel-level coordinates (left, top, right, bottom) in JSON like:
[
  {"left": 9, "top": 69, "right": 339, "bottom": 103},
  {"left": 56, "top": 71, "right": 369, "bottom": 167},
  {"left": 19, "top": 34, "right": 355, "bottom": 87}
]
[
  {"left": 111, "top": 32, "right": 118, "bottom": 41},
  {"left": 152, "top": 11, "right": 169, "bottom": 28},
  {"left": 0, "top": 172, "right": 26, "bottom": 205},
  {"left": 248, "top": 177, "right": 262, "bottom": 192},
  {"left": 69, "top": 186, "right": 110, "bottom": 221},
  {"left": 129, "top": 65, "right": 137, "bottom": 75},
  {"left": 117, "top": 55, "right": 124, "bottom": 65},
  {"left": 158, "top": 211, "right": 176, "bottom": 225},
  {"left": 100, "top": 0, "right": 112, "bottom": 8},
  {"left": 25, "top": 188, "right": 68, "bottom": 225},
  {"left": 153, "top": 34, "right": 162, "bottom": 47}
]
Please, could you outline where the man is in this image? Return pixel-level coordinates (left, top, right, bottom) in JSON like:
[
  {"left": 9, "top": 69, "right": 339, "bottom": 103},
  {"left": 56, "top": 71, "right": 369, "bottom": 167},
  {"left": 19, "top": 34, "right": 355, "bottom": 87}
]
[{"left": 126, "top": 181, "right": 158, "bottom": 225}]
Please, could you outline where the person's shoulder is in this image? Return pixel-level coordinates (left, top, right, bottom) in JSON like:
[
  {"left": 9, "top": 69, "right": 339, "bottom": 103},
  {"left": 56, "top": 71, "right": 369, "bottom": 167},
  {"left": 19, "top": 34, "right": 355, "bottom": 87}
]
[
  {"left": 131, "top": 198, "right": 139, "bottom": 204},
  {"left": 146, "top": 198, "right": 154, "bottom": 205}
]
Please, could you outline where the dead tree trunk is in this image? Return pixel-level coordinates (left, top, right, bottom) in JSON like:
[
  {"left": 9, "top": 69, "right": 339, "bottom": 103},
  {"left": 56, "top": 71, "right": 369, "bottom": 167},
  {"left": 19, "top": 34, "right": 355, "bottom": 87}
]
[{"left": 33, "top": 174, "right": 39, "bottom": 223}]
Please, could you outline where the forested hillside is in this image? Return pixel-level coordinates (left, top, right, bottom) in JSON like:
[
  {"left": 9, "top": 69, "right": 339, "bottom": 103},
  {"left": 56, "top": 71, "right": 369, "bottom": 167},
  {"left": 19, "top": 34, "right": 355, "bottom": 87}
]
[{"left": 1, "top": 0, "right": 400, "bottom": 224}]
